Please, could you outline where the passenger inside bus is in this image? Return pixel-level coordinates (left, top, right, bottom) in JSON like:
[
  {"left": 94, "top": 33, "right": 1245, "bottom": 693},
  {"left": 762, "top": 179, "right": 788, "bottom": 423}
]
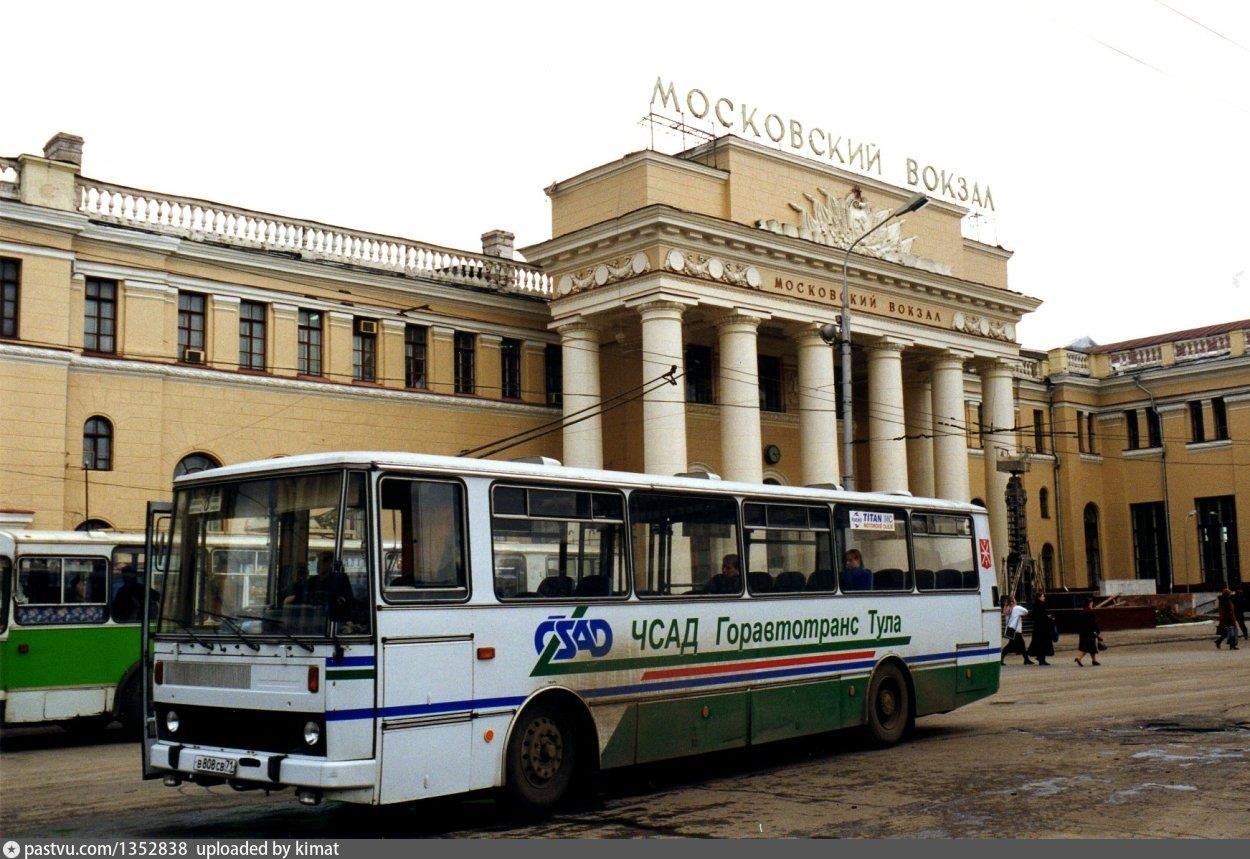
[
  {"left": 707, "top": 553, "right": 743, "bottom": 594},
  {"left": 841, "top": 549, "right": 873, "bottom": 591}
]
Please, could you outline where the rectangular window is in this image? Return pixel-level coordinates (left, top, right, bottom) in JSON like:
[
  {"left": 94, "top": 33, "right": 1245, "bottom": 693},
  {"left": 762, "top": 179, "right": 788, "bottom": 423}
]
[
  {"left": 743, "top": 502, "right": 834, "bottom": 593},
  {"left": 15, "top": 557, "right": 108, "bottom": 625},
  {"left": 1087, "top": 411, "right": 1097, "bottom": 454},
  {"left": 1077, "top": 412, "right": 1088, "bottom": 453},
  {"left": 912, "top": 513, "right": 977, "bottom": 591},
  {"left": 491, "top": 485, "right": 627, "bottom": 599},
  {"left": 838, "top": 506, "right": 912, "bottom": 592},
  {"left": 405, "top": 325, "right": 428, "bottom": 389},
  {"left": 379, "top": 477, "right": 467, "bottom": 601},
  {"left": 108, "top": 545, "right": 149, "bottom": 624},
  {"left": 84, "top": 277, "right": 117, "bottom": 353},
  {"left": 630, "top": 491, "right": 740, "bottom": 598},
  {"left": 178, "top": 292, "right": 206, "bottom": 360},
  {"left": 685, "top": 344, "right": 714, "bottom": 404},
  {"left": 1124, "top": 409, "right": 1139, "bottom": 450},
  {"left": 500, "top": 338, "right": 522, "bottom": 399},
  {"left": 968, "top": 402, "right": 983, "bottom": 449},
  {"left": 238, "top": 300, "right": 266, "bottom": 370},
  {"left": 1189, "top": 401, "right": 1205, "bottom": 443},
  {"left": 297, "top": 309, "right": 323, "bottom": 376},
  {"left": 1130, "top": 501, "right": 1171, "bottom": 585},
  {"left": 1146, "top": 407, "right": 1162, "bottom": 448},
  {"left": 0, "top": 257, "right": 18, "bottom": 338},
  {"left": 1032, "top": 409, "right": 1046, "bottom": 454},
  {"left": 758, "top": 354, "right": 784, "bottom": 412},
  {"left": 454, "top": 331, "right": 476, "bottom": 394},
  {"left": 1212, "top": 397, "right": 1229, "bottom": 441},
  {"left": 353, "top": 318, "right": 376, "bottom": 382},
  {"left": 545, "top": 343, "right": 562, "bottom": 407}
]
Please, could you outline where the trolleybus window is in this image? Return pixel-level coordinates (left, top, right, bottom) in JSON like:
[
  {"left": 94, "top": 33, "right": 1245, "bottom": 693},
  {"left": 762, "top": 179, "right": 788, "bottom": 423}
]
[
  {"left": 911, "top": 513, "right": 977, "bottom": 591},
  {"left": 837, "top": 506, "right": 912, "bottom": 592},
  {"left": 630, "top": 491, "right": 740, "bottom": 597},
  {"left": 743, "top": 502, "right": 835, "bottom": 594},
  {"left": 379, "top": 477, "right": 467, "bottom": 601},
  {"left": 15, "top": 556, "right": 108, "bottom": 624},
  {"left": 0, "top": 555, "right": 11, "bottom": 632},
  {"left": 108, "top": 545, "right": 149, "bottom": 623},
  {"left": 491, "top": 484, "right": 627, "bottom": 599}
]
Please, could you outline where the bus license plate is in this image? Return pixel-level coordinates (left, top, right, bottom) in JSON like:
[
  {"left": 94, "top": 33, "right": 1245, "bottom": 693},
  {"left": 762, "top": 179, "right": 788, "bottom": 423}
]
[{"left": 194, "top": 755, "right": 237, "bottom": 777}]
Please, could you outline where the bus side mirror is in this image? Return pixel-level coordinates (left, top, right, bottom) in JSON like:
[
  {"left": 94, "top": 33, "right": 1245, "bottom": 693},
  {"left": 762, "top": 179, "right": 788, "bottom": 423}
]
[{"left": 992, "top": 585, "right": 1000, "bottom": 607}]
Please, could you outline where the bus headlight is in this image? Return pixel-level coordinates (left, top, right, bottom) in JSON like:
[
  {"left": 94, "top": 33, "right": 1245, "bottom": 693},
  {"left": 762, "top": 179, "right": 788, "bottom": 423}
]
[
  {"left": 303, "top": 720, "right": 321, "bottom": 747},
  {"left": 165, "top": 710, "right": 180, "bottom": 733}
]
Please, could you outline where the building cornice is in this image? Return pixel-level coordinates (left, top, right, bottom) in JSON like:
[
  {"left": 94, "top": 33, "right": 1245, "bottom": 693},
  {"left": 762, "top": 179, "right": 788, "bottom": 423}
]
[{"left": 544, "top": 149, "right": 728, "bottom": 197}]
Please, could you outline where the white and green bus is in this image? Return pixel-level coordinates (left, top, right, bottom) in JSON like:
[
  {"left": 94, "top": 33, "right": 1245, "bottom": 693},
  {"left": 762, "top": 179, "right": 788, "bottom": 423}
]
[
  {"left": 0, "top": 528, "right": 150, "bottom": 731},
  {"left": 142, "top": 452, "right": 1002, "bottom": 811}
]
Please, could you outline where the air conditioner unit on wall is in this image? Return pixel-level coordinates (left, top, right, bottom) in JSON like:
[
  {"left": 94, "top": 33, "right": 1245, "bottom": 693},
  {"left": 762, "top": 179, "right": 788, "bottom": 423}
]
[
  {"left": 356, "top": 319, "right": 378, "bottom": 335},
  {"left": 182, "top": 348, "right": 205, "bottom": 364}
]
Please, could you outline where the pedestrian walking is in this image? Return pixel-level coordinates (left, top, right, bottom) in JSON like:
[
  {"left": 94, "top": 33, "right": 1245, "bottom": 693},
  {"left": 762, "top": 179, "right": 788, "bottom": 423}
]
[
  {"left": 1073, "top": 598, "right": 1102, "bottom": 666},
  {"left": 1000, "top": 597, "right": 1034, "bottom": 665},
  {"left": 1215, "top": 588, "right": 1240, "bottom": 650},
  {"left": 1234, "top": 586, "right": 1249, "bottom": 642},
  {"left": 1027, "top": 592, "right": 1055, "bottom": 665}
]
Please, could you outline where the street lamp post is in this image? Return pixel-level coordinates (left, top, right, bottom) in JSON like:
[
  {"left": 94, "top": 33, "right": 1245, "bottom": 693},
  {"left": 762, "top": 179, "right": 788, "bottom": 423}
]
[{"left": 833, "top": 192, "right": 930, "bottom": 491}]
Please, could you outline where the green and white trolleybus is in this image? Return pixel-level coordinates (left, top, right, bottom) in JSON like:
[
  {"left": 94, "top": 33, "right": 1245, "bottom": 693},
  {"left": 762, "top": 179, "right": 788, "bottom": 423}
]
[
  {"left": 142, "top": 452, "right": 1002, "bottom": 810},
  {"left": 1, "top": 528, "right": 149, "bottom": 730}
]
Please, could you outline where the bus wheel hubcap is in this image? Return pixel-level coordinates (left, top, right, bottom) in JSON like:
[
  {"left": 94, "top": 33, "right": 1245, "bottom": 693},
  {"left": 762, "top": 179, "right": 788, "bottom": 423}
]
[
  {"left": 879, "top": 684, "right": 898, "bottom": 721},
  {"left": 521, "top": 717, "right": 563, "bottom": 783}
]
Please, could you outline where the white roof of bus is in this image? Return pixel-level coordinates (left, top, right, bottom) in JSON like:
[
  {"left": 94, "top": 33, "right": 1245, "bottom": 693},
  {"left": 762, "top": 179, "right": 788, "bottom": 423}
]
[
  {"left": 0, "top": 530, "right": 145, "bottom": 555},
  {"left": 177, "top": 451, "right": 983, "bottom": 513}
]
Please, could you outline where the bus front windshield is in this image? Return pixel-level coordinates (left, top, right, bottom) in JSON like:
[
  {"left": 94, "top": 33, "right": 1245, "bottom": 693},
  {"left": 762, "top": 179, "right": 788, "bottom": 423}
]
[{"left": 160, "top": 471, "right": 370, "bottom": 639}]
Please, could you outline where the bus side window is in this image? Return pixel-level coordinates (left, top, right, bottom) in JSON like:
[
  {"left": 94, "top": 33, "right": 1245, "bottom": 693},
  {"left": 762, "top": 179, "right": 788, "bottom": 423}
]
[
  {"left": 630, "top": 491, "right": 740, "bottom": 598},
  {"left": 912, "top": 513, "right": 976, "bottom": 591},
  {"left": 15, "top": 557, "right": 108, "bottom": 625},
  {"left": 836, "top": 507, "right": 912, "bottom": 593},
  {"left": 379, "top": 476, "right": 468, "bottom": 601},
  {"left": 0, "top": 556, "right": 9, "bottom": 632}
]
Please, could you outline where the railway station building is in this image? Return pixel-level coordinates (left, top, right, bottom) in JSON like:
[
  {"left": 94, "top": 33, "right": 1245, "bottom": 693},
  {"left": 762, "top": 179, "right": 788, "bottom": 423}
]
[{"left": 0, "top": 132, "right": 1245, "bottom": 592}]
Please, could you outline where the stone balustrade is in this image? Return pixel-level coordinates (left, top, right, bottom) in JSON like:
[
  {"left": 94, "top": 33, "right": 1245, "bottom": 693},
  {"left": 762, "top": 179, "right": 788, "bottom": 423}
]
[
  {"left": 1108, "top": 344, "right": 1163, "bottom": 372},
  {"left": 1174, "top": 333, "right": 1230, "bottom": 361},
  {"left": 1066, "top": 350, "right": 1090, "bottom": 375},
  {"left": 75, "top": 178, "right": 552, "bottom": 298},
  {"left": 0, "top": 157, "right": 19, "bottom": 199}
]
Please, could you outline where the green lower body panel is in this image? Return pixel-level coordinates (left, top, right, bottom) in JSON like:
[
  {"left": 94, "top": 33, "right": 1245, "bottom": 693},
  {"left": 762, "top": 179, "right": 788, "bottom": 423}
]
[
  {"left": 1, "top": 626, "right": 140, "bottom": 691},
  {"left": 636, "top": 691, "right": 750, "bottom": 763},
  {"left": 913, "top": 665, "right": 957, "bottom": 715},
  {"left": 751, "top": 681, "right": 841, "bottom": 743}
]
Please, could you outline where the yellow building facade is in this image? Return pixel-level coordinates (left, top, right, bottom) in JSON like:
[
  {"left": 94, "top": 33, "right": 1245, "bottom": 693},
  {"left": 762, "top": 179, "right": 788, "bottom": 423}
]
[{"left": 1, "top": 132, "right": 1245, "bottom": 592}]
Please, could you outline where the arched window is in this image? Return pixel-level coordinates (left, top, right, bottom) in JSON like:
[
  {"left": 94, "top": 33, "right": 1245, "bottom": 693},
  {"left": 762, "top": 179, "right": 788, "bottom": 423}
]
[
  {"left": 83, "top": 417, "right": 113, "bottom": 471},
  {"left": 1040, "top": 543, "right": 1055, "bottom": 591},
  {"left": 174, "top": 452, "right": 220, "bottom": 479},
  {"left": 1039, "top": 487, "right": 1050, "bottom": 519},
  {"left": 76, "top": 518, "right": 113, "bottom": 532},
  {"left": 1083, "top": 503, "right": 1102, "bottom": 586}
]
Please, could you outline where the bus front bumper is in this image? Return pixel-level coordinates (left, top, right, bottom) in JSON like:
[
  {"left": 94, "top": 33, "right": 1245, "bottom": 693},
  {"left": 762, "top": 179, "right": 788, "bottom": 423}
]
[{"left": 150, "top": 741, "right": 375, "bottom": 791}]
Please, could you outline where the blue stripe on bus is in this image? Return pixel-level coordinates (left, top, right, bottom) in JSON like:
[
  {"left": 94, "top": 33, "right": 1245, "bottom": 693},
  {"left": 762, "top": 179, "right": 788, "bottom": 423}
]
[
  {"left": 323, "top": 647, "right": 1002, "bottom": 722},
  {"left": 326, "top": 655, "right": 375, "bottom": 668}
]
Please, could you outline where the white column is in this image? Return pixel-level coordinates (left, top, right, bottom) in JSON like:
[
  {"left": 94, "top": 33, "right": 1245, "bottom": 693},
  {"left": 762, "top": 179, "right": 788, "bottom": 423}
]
[
  {"left": 717, "top": 311, "right": 765, "bottom": 484},
  {"left": 867, "top": 338, "right": 910, "bottom": 493},
  {"left": 638, "top": 300, "right": 688, "bottom": 476},
  {"left": 981, "top": 359, "right": 1017, "bottom": 576},
  {"left": 905, "top": 373, "right": 934, "bottom": 498},
  {"left": 795, "top": 325, "right": 840, "bottom": 486},
  {"left": 557, "top": 320, "right": 602, "bottom": 469},
  {"left": 930, "top": 351, "right": 971, "bottom": 502}
]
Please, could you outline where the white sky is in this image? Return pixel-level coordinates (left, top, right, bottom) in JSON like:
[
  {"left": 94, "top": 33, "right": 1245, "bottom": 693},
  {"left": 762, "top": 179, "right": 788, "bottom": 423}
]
[{"left": 5, "top": 0, "right": 1248, "bottom": 350}]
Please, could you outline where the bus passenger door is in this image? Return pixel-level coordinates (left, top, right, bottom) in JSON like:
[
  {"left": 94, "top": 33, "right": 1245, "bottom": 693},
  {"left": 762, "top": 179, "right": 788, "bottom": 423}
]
[
  {"left": 141, "top": 500, "right": 172, "bottom": 780},
  {"left": 379, "top": 635, "right": 475, "bottom": 803}
]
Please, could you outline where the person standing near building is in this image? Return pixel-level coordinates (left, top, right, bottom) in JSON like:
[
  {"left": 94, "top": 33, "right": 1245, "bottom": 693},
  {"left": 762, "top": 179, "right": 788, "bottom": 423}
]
[
  {"left": 1074, "top": 599, "right": 1102, "bottom": 666},
  {"left": 1027, "top": 592, "right": 1055, "bottom": 666},
  {"left": 1233, "top": 586, "right": 1249, "bottom": 643},
  {"left": 1215, "top": 588, "right": 1239, "bottom": 650},
  {"left": 1001, "top": 597, "right": 1033, "bottom": 665}
]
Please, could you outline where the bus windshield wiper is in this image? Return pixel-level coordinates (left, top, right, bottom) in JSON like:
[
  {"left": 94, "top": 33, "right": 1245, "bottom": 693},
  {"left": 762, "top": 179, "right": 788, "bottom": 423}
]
[
  {"left": 196, "top": 609, "right": 261, "bottom": 652},
  {"left": 169, "top": 619, "right": 216, "bottom": 651},
  {"left": 235, "top": 613, "right": 316, "bottom": 654}
]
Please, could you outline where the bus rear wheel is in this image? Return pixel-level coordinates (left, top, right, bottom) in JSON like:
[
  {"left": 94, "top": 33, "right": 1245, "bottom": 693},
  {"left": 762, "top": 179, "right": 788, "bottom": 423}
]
[
  {"left": 865, "top": 662, "right": 911, "bottom": 747},
  {"left": 504, "top": 699, "right": 577, "bottom": 814}
]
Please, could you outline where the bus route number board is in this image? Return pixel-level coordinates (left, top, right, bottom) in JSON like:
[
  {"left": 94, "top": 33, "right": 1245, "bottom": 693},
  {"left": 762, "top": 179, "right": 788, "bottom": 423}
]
[
  {"left": 194, "top": 755, "right": 237, "bottom": 777},
  {"left": 849, "top": 510, "right": 894, "bottom": 531}
]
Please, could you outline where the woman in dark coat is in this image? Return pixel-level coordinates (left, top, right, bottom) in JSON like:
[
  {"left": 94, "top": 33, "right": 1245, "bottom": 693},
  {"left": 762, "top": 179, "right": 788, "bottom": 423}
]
[
  {"left": 1074, "top": 598, "right": 1101, "bottom": 666},
  {"left": 1027, "top": 592, "right": 1055, "bottom": 665}
]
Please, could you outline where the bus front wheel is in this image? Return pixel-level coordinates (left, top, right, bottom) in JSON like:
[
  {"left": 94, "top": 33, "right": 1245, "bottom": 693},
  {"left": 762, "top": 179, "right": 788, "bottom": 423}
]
[
  {"left": 865, "top": 662, "right": 911, "bottom": 747},
  {"left": 504, "top": 699, "right": 577, "bottom": 814}
]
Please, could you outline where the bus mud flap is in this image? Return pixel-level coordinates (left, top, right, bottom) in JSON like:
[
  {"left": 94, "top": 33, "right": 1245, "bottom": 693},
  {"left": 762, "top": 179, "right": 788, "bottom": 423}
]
[{"left": 268, "top": 754, "right": 287, "bottom": 783}]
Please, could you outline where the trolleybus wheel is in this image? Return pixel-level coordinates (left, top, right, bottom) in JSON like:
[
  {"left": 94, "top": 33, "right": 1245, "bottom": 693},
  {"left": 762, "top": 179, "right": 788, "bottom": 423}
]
[
  {"left": 504, "top": 699, "right": 577, "bottom": 813},
  {"left": 865, "top": 662, "right": 910, "bottom": 747}
]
